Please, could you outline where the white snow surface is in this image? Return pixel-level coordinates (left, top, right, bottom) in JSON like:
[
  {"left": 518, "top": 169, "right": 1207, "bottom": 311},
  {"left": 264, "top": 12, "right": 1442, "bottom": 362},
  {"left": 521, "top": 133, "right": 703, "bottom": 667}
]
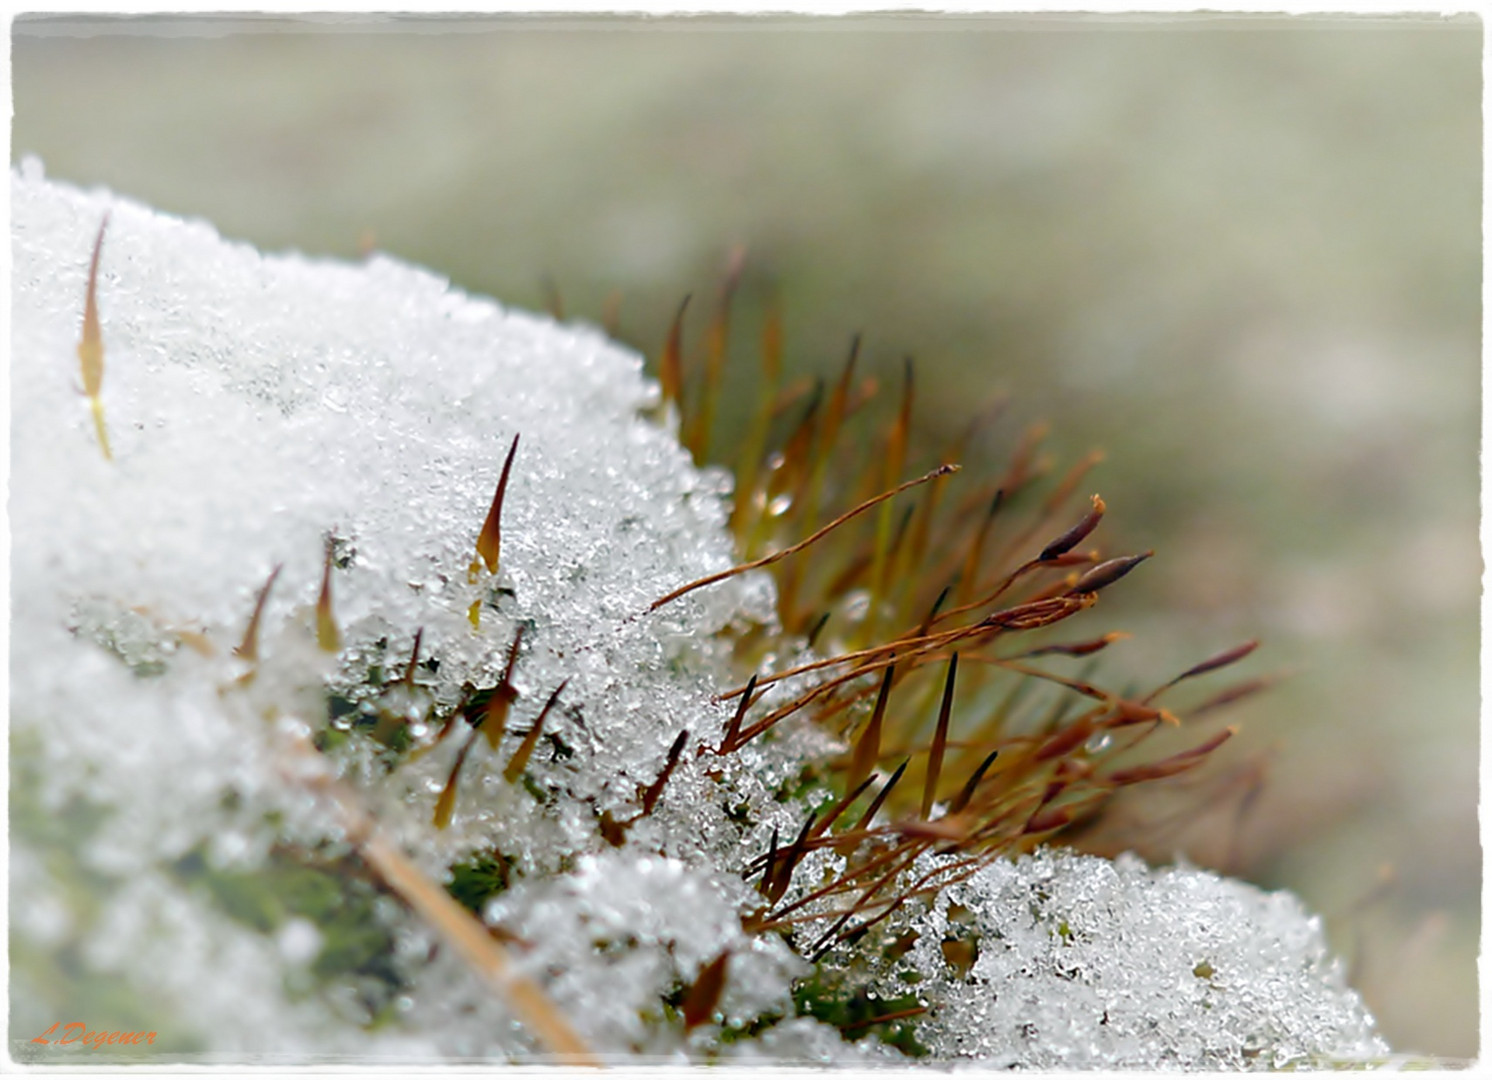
[
  {"left": 865, "top": 847, "right": 1388, "bottom": 1069},
  {"left": 10, "top": 162, "right": 794, "bottom": 1061},
  {"left": 11, "top": 163, "right": 1387, "bottom": 1067}
]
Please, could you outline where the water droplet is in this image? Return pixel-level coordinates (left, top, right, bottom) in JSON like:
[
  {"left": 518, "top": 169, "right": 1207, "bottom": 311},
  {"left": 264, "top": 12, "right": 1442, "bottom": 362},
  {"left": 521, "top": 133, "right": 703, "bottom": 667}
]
[{"left": 840, "top": 589, "right": 871, "bottom": 623}]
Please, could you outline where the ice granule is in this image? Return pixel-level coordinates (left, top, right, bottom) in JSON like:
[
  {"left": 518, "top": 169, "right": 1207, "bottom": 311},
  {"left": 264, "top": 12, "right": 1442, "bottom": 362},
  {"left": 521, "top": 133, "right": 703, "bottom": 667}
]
[{"left": 865, "top": 847, "right": 1388, "bottom": 1069}]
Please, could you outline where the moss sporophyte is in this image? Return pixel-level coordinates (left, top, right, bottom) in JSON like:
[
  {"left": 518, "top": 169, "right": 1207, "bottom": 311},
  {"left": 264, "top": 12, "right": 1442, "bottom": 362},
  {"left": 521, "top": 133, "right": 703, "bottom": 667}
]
[{"left": 10, "top": 166, "right": 1386, "bottom": 1066}]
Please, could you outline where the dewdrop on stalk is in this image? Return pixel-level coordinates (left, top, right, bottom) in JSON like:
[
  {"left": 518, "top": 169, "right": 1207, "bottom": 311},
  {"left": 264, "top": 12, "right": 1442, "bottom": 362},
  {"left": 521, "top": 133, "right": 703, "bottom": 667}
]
[{"left": 10, "top": 158, "right": 1388, "bottom": 1067}]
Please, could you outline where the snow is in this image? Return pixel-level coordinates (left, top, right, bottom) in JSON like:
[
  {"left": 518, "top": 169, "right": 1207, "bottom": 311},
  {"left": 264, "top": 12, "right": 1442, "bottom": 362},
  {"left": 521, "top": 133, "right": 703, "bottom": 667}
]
[
  {"left": 861, "top": 848, "right": 1388, "bottom": 1068},
  {"left": 10, "top": 161, "right": 1388, "bottom": 1067}
]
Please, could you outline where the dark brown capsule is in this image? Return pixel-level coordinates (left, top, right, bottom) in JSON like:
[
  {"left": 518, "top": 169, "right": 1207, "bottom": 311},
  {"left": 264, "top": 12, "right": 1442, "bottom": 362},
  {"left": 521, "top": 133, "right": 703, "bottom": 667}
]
[
  {"left": 1038, "top": 494, "right": 1106, "bottom": 562},
  {"left": 1069, "top": 551, "right": 1153, "bottom": 595},
  {"left": 1171, "top": 639, "right": 1261, "bottom": 684},
  {"left": 1107, "top": 725, "right": 1237, "bottom": 785}
]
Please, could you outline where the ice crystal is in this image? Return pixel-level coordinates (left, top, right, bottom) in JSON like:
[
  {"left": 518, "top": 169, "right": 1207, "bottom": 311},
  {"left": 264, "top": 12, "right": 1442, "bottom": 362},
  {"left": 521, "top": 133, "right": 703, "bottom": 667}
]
[
  {"left": 860, "top": 848, "right": 1388, "bottom": 1069},
  {"left": 11, "top": 162, "right": 1386, "bottom": 1068}
]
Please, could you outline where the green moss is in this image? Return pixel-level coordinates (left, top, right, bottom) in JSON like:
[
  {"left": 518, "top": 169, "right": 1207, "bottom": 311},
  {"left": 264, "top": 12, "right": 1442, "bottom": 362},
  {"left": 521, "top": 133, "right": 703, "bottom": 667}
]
[
  {"left": 10, "top": 731, "right": 199, "bottom": 1058},
  {"left": 791, "top": 970, "right": 928, "bottom": 1058},
  {"left": 774, "top": 762, "right": 824, "bottom": 804},
  {"left": 167, "top": 842, "right": 406, "bottom": 1024},
  {"left": 445, "top": 850, "right": 515, "bottom": 917}
]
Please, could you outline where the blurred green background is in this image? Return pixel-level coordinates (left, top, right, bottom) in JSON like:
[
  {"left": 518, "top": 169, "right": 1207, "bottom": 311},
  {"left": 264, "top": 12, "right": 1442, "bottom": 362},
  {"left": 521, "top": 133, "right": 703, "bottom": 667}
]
[{"left": 12, "top": 13, "right": 1479, "bottom": 1059}]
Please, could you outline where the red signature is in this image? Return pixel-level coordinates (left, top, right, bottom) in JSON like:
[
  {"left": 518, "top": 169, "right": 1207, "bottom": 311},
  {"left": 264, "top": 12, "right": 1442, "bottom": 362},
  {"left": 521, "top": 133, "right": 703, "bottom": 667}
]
[{"left": 31, "top": 1021, "right": 157, "bottom": 1049}]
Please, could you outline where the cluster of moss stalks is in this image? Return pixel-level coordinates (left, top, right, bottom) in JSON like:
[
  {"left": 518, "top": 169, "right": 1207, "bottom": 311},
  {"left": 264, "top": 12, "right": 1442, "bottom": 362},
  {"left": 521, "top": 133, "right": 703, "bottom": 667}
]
[{"left": 16, "top": 228, "right": 1269, "bottom": 1061}]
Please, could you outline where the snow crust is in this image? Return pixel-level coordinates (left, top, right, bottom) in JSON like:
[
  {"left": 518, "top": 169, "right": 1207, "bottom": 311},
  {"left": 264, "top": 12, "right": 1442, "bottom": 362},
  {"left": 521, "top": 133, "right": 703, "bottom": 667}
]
[{"left": 11, "top": 161, "right": 1387, "bottom": 1067}]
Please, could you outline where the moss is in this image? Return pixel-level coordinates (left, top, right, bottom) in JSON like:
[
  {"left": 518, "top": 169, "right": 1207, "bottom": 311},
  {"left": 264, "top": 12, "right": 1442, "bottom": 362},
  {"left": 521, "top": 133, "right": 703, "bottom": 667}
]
[
  {"left": 445, "top": 850, "right": 515, "bottom": 917},
  {"left": 167, "top": 841, "right": 406, "bottom": 1024},
  {"left": 791, "top": 970, "right": 929, "bottom": 1058},
  {"left": 10, "top": 731, "right": 199, "bottom": 1058}
]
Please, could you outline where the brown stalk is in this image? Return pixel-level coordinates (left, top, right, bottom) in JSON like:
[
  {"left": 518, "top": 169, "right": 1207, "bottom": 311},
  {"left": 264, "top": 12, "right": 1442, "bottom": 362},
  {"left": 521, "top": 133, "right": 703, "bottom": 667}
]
[
  {"left": 954, "top": 491, "right": 1004, "bottom": 605},
  {"left": 1143, "top": 639, "right": 1261, "bottom": 704},
  {"left": 364, "top": 823, "right": 596, "bottom": 1062},
  {"left": 689, "top": 250, "right": 744, "bottom": 459},
  {"left": 659, "top": 293, "right": 691, "bottom": 409},
  {"left": 1033, "top": 715, "right": 1098, "bottom": 762},
  {"left": 754, "top": 827, "right": 780, "bottom": 895},
  {"left": 768, "top": 378, "right": 824, "bottom": 504},
  {"left": 903, "top": 441, "right": 959, "bottom": 575},
  {"left": 996, "top": 421, "right": 1050, "bottom": 500},
  {"left": 1106, "top": 725, "right": 1238, "bottom": 785},
  {"left": 717, "top": 627, "right": 945, "bottom": 701},
  {"left": 1017, "top": 631, "right": 1128, "bottom": 660},
  {"left": 839, "top": 758, "right": 909, "bottom": 852},
  {"left": 402, "top": 627, "right": 425, "bottom": 686},
  {"left": 761, "top": 836, "right": 912, "bottom": 924},
  {"left": 650, "top": 465, "right": 958, "bottom": 613},
  {"left": 841, "top": 1006, "right": 928, "bottom": 1033},
  {"left": 930, "top": 539, "right": 1097, "bottom": 629},
  {"left": 1182, "top": 674, "right": 1282, "bottom": 720},
  {"left": 601, "top": 290, "right": 622, "bottom": 338},
  {"left": 806, "top": 858, "right": 909, "bottom": 958},
  {"left": 808, "top": 773, "right": 880, "bottom": 840}
]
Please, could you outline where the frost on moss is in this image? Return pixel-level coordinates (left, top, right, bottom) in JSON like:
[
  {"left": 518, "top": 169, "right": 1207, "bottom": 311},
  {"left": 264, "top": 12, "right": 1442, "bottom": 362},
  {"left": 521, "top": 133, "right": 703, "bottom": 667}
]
[{"left": 11, "top": 161, "right": 1385, "bottom": 1067}]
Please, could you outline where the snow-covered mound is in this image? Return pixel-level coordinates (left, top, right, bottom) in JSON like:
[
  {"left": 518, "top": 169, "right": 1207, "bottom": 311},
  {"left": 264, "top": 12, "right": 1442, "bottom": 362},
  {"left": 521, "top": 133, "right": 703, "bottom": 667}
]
[{"left": 9, "top": 162, "right": 1386, "bottom": 1067}]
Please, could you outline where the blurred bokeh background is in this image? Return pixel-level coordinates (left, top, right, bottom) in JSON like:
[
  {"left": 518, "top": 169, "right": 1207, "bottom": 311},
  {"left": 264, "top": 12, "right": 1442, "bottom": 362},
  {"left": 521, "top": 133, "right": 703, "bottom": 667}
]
[{"left": 12, "top": 13, "right": 1479, "bottom": 1058}]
